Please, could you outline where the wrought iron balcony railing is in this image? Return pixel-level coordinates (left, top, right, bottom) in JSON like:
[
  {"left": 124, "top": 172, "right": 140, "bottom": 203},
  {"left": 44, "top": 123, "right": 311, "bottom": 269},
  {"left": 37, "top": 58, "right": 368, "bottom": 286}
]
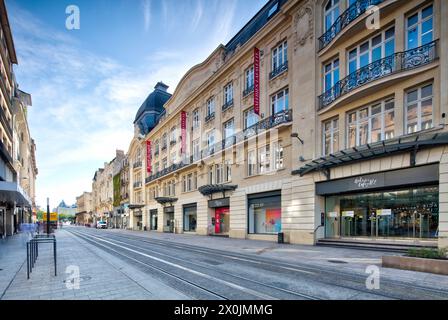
[
  {"left": 205, "top": 112, "right": 215, "bottom": 123},
  {"left": 222, "top": 99, "right": 234, "bottom": 112},
  {"left": 318, "top": 40, "right": 438, "bottom": 111},
  {"left": 170, "top": 139, "right": 177, "bottom": 146},
  {"left": 319, "top": 0, "right": 385, "bottom": 51},
  {"left": 144, "top": 110, "right": 293, "bottom": 183},
  {"left": 133, "top": 161, "right": 142, "bottom": 169},
  {"left": 269, "top": 61, "right": 288, "bottom": 80},
  {"left": 133, "top": 181, "right": 142, "bottom": 189},
  {"left": 243, "top": 85, "right": 254, "bottom": 97}
]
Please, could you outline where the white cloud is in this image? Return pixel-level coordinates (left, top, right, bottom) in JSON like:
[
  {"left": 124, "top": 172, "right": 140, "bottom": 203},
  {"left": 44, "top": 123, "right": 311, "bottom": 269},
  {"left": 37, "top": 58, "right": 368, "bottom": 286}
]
[{"left": 142, "top": 0, "right": 152, "bottom": 32}]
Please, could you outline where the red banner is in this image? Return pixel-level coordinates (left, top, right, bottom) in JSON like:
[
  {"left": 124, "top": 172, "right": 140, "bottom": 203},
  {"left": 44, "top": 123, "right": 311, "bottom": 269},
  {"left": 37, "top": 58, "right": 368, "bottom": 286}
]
[
  {"left": 181, "top": 111, "right": 187, "bottom": 155},
  {"left": 146, "top": 140, "right": 151, "bottom": 174},
  {"left": 254, "top": 47, "right": 260, "bottom": 115}
]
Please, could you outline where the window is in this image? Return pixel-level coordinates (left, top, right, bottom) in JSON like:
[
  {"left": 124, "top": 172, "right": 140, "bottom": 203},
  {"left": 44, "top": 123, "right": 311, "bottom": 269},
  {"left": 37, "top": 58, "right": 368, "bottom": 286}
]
[
  {"left": 170, "top": 127, "right": 177, "bottom": 143},
  {"left": 258, "top": 145, "right": 271, "bottom": 174},
  {"left": 347, "top": 98, "right": 395, "bottom": 148},
  {"left": 407, "top": 5, "right": 433, "bottom": 50},
  {"left": 215, "top": 164, "right": 223, "bottom": 184},
  {"left": 223, "top": 118, "right": 235, "bottom": 140},
  {"left": 208, "top": 165, "right": 214, "bottom": 184},
  {"left": 271, "top": 88, "right": 289, "bottom": 114},
  {"left": 207, "top": 130, "right": 215, "bottom": 152},
  {"left": 273, "top": 142, "right": 284, "bottom": 170},
  {"left": 154, "top": 140, "right": 159, "bottom": 156},
  {"left": 206, "top": 97, "right": 215, "bottom": 117},
  {"left": 171, "top": 151, "right": 177, "bottom": 165},
  {"left": 272, "top": 41, "right": 287, "bottom": 71},
  {"left": 224, "top": 160, "right": 232, "bottom": 182},
  {"left": 224, "top": 83, "right": 233, "bottom": 104},
  {"left": 268, "top": 2, "right": 279, "bottom": 18},
  {"left": 324, "top": 58, "right": 339, "bottom": 92},
  {"left": 244, "top": 107, "right": 258, "bottom": 129},
  {"left": 162, "top": 157, "right": 168, "bottom": 170},
  {"left": 248, "top": 193, "right": 282, "bottom": 234},
  {"left": 162, "top": 133, "right": 168, "bottom": 150},
  {"left": 325, "top": 0, "right": 340, "bottom": 31},
  {"left": 192, "top": 138, "right": 200, "bottom": 161},
  {"left": 182, "top": 173, "right": 196, "bottom": 193},
  {"left": 348, "top": 27, "right": 395, "bottom": 74},
  {"left": 323, "top": 118, "right": 339, "bottom": 156},
  {"left": 406, "top": 83, "right": 433, "bottom": 134},
  {"left": 246, "top": 66, "right": 254, "bottom": 90},
  {"left": 247, "top": 150, "right": 257, "bottom": 177},
  {"left": 193, "top": 109, "right": 200, "bottom": 129},
  {"left": 154, "top": 161, "right": 159, "bottom": 173}
]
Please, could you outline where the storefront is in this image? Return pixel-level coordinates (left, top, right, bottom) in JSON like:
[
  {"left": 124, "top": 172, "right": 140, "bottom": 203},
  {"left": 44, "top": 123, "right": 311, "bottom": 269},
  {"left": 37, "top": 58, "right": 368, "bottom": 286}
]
[
  {"left": 150, "top": 209, "right": 158, "bottom": 231},
  {"left": 183, "top": 204, "right": 197, "bottom": 232},
  {"left": 208, "top": 198, "right": 230, "bottom": 236},
  {"left": 248, "top": 191, "right": 282, "bottom": 234},
  {"left": 317, "top": 164, "right": 439, "bottom": 241},
  {"left": 163, "top": 206, "right": 175, "bottom": 233}
]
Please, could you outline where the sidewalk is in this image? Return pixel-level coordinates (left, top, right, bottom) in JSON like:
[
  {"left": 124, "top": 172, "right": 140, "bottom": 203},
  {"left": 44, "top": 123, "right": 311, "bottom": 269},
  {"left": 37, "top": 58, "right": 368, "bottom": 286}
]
[
  {"left": 106, "top": 228, "right": 448, "bottom": 291},
  {"left": 0, "top": 230, "right": 189, "bottom": 300}
]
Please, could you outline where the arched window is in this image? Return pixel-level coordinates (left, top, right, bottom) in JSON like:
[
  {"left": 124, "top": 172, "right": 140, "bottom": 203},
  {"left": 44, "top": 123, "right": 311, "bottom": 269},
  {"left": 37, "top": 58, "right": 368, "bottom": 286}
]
[{"left": 324, "top": 0, "right": 340, "bottom": 31}]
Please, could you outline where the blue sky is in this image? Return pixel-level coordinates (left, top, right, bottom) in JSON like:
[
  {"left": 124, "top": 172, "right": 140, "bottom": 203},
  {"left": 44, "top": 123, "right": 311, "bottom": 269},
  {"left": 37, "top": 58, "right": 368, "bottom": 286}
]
[{"left": 7, "top": 0, "right": 267, "bottom": 208}]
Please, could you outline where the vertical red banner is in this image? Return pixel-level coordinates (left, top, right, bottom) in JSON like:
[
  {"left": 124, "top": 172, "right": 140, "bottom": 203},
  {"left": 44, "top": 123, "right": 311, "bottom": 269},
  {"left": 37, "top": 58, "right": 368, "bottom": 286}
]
[
  {"left": 181, "top": 111, "right": 187, "bottom": 155},
  {"left": 146, "top": 140, "right": 152, "bottom": 174},
  {"left": 254, "top": 47, "right": 260, "bottom": 115}
]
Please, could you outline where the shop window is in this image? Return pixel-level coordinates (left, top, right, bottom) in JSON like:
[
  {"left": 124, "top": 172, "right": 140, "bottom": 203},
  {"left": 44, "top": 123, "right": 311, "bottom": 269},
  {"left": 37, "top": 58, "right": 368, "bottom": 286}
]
[
  {"left": 183, "top": 205, "right": 197, "bottom": 232},
  {"left": 248, "top": 192, "right": 282, "bottom": 234}
]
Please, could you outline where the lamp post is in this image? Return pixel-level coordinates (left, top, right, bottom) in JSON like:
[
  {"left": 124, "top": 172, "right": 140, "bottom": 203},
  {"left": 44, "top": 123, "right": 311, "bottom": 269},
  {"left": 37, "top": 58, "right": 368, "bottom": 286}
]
[{"left": 46, "top": 197, "right": 50, "bottom": 235}]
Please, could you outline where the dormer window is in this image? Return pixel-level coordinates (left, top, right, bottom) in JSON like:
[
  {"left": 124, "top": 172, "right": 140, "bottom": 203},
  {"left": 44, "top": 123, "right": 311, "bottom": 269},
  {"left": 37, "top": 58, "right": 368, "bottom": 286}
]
[{"left": 268, "top": 2, "right": 279, "bottom": 19}]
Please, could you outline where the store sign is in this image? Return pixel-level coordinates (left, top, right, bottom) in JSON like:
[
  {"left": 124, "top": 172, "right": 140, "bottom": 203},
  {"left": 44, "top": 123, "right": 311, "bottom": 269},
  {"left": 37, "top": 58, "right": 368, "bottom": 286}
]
[
  {"left": 342, "top": 211, "right": 354, "bottom": 217},
  {"left": 377, "top": 209, "right": 392, "bottom": 216},
  {"left": 146, "top": 140, "right": 152, "bottom": 174},
  {"left": 164, "top": 206, "right": 175, "bottom": 214},
  {"left": 208, "top": 198, "right": 230, "bottom": 208},
  {"left": 254, "top": 47, "right": 260, "bottom": 115},
  {"left": 316, "top": 164, "right": 439, "bottom": 196},
  {"left": 181, "top": 111, "right": 187, "bottom": 155}
]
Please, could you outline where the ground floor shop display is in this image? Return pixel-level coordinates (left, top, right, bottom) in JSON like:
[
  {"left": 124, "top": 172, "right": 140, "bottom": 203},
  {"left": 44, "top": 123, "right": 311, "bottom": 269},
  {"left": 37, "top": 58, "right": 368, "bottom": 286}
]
[
  {"left": 213, "top": 207, "right": 229, "bottom": 235},
  {"left": 183, "top": 204, "right": 197, "bottom": 232},
  {"left": 150, "top": 209, "right": 158, "bottom": 231},
  {"left": 248, "top": 191, "right": 282, "bottom": 234}
]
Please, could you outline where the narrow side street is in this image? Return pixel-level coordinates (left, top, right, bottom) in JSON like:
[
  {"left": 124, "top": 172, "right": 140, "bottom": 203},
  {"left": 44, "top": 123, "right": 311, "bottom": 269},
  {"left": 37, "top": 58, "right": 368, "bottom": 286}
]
[{"left": 2, "top": 227, "right": 447, "bottom": 300}]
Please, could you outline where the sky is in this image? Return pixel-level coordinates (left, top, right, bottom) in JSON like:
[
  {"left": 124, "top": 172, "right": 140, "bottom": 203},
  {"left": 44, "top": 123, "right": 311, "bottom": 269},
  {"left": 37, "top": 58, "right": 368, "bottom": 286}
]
[{"left": 7, "top": 0, "right": 267, "bottom": 209}]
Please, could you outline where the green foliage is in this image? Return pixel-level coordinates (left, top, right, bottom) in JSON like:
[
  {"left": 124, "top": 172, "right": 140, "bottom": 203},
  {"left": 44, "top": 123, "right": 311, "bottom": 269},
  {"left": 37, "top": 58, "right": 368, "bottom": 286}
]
[
  {"left": 113, "top": 174, "right": 122, "bottom": 207},
  {"left": 407, "top": 247, "right": 448, "bottom": 260}
]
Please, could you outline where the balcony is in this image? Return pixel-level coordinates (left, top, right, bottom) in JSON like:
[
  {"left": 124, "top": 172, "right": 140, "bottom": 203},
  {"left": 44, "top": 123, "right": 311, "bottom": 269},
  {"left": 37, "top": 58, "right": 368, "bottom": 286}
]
[
  {"left": 0, "top": 109, "right": 12, "bottom": 140},
  {"left": 243, "top": 85, "right": 254, "bottom": 97},
  {"left": 133, "top": 161, "right": 142, "bottom": 169},
  {"left": 145, "top": 156, "right": 194, "bottom": 184},
  {"left": 269, "top": 62, "right": 288, "bottom": 80},
  {"left": 205, "top": 112, "right": 215, "bottom": 123},
  {"left": 170, "top": 140, "right": 177, "bottom": 146},
  {"left": 318, "top": 41, "right": 438, "bottom": 111},
  {"left": 133, "top": 181, "right": 142, "bottom": 189},
  {"left": 161, "top": 144, "right": 167, "bottom": 151},
  {"left": 222, "top": 99, "right": 234, "bottom": 112},
  {"left": 319, "top": 0, "right": 385, "bottom": 51}
]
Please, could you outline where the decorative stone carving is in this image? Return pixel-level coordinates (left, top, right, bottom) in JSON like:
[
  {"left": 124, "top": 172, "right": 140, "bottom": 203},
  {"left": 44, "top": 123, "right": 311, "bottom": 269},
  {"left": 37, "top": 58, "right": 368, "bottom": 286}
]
[{"left": 293, "top": 1, "right": 314, "bottom": 48}]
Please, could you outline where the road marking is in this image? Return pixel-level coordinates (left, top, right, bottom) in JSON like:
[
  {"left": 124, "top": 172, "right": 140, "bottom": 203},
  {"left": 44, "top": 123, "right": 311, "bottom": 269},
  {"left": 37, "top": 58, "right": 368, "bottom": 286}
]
[{"left": 75, "top": 231, "right": 279, "bottom": 300}]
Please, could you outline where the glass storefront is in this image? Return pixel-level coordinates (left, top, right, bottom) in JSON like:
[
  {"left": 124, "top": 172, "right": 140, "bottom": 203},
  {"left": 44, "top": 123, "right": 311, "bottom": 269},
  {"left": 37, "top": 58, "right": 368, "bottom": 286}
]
[
  {"left": 325, "top": 185, "right": 439, "bottom": 240},
  {"left": 213, "top": 207, "right": 230, "bottom": 235},
  {"left": 150, "top": 209, "right": 158, "bottom": 231},
  {"left": 248, "top": 192, "right": 282, "bottom": 234},
  {"left": 183, "top": 204, "right": 197, "bottom": 232}
]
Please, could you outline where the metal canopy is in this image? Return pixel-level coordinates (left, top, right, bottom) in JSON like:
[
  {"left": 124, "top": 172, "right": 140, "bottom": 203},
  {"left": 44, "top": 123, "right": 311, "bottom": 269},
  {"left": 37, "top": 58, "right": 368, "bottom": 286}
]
[
  {"left": 155, "top": 197, "right": 178, "bottom": 206},
  {"left": 293, "top": 131, "right": 448, "bottom": 177},
  {"left": 128, "top": 204, "right": 145, "bottom": 210},
  {"left": 0, "top": 181, "right": 31, "bottom": 206},
  {"left": 198, "top": 184, "right": 238, "bottom": 197}
]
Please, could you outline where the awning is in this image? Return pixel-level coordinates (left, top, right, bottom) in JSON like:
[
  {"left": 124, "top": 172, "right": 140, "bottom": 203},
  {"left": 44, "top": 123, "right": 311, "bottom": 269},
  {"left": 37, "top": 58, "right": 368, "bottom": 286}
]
[
  {"left": 0, "top": 181, "right": 32, "bottom": 206},
  {"left": 155, "top": 197, "right": 178, "bottom": 206},
  {"left": 293, "top": 131, "right": 448, "bottom": 177},
  {"left": 198, "top": 184, "right": 238, "bottom": 196},
  {"left": 129, "top": 204, "right": 145, "bottom": 210}
]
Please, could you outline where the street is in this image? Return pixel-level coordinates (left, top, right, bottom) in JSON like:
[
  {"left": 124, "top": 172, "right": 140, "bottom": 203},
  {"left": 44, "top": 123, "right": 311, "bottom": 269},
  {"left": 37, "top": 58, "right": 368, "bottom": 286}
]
[{"left": 58, "top": 227, "right": 448, "bottom": 300}]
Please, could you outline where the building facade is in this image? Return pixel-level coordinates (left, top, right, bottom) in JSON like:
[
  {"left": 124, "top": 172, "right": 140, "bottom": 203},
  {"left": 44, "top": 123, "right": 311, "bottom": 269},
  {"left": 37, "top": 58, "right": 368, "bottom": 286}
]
[
  {"left": 90, "top": 0, "right": 448, "bottom": 249},
  {"left": 75, "top": 192, "right": 93, "bottom": 225},
  {"left": 0, "top": 0, "right": 36, "bottom": 238}
]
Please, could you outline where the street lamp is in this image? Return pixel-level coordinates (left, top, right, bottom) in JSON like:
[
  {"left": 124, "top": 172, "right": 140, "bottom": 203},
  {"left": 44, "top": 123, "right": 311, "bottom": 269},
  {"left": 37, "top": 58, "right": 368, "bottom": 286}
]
[
  {"left": 46, "top": 197, "right": 50, "bottom": 235},
  {"left": 291, "top": 133, "right": 304, "bottom": 145}
]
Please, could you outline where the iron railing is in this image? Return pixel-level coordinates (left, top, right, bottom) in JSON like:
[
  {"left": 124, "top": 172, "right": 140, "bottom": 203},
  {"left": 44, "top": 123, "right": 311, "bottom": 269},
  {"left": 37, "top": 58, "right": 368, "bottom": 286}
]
[
  {"left": 222, "top": 99, "right": 234, "bottom": 112},
  {"left": 144, "top": 110, "right": 293, "bottom": 183},
  {"left": 318, "top": 40, "right": 438, "bottom": 111},
  {"left": 133, "top": 161, "right": 142, "bottom": 169},
  {"left": 319, "top": 0, "right": 385, "bottom": 51},
  {"left": 269, "top": 61, "right": 288, "bottom": 80},
  {"left": 243, "top": 85, "right": 254, "bottom": 97},
  {"left": 133, "top": 181, "right": 142, "bottom": 189},
  {"left": 205, "top": 112, "right": 215, "bottom": 123}
]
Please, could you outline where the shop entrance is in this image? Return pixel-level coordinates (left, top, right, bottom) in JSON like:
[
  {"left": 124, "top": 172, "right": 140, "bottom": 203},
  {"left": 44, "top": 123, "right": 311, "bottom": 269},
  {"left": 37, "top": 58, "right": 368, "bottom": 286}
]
[
  {"left": 325, "top": 186, "right": 439, "bottom": 240},
  {"left": 214, "top": 207, "right": 229, "bottom": 235},
  {"left": 150, "top": 209, "right": 158, "bottom": 231}
]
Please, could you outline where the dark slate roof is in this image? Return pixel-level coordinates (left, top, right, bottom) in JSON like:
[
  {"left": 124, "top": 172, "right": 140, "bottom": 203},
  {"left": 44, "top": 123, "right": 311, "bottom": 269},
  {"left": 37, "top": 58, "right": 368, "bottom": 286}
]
[
  {"left": 225, "top": 0, "right": 288, "bottom": 55},
  {"left": 134, "top": 82, "right": 171, "bottom": 124}
]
